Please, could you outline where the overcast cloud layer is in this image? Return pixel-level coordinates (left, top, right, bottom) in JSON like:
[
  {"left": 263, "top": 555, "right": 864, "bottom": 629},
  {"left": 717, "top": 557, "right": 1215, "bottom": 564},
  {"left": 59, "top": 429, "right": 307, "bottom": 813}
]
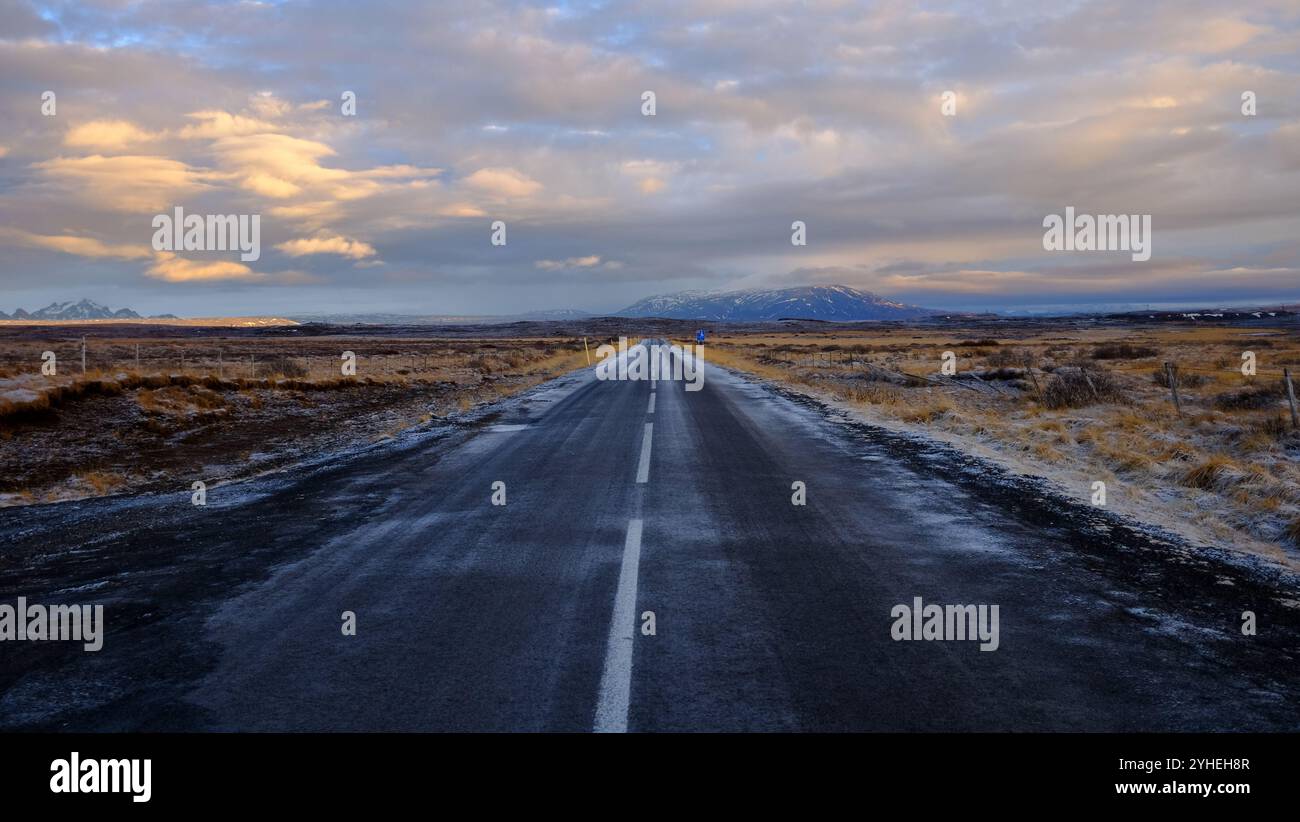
[{"left": 1, "top": 0, "right": 1298, "bottom": 316}]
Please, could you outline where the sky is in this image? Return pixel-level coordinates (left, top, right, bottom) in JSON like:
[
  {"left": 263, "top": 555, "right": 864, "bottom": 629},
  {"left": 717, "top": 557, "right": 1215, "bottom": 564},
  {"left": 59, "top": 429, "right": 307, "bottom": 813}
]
[{"left": 1, "top": 0, "right": 1298, "bottom": 317}]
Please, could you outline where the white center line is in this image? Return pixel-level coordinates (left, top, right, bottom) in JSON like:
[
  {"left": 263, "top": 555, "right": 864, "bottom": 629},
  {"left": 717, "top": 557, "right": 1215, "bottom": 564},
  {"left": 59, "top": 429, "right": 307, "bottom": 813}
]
[
  {"left": 635, "top": 422, "right": 653, "bottom": 483},
  {"left": 594, "top": 518, "right": 643, "bottom": 733},
  {"left": 647, "top": 393, "right": 656, "bottom": 414}
]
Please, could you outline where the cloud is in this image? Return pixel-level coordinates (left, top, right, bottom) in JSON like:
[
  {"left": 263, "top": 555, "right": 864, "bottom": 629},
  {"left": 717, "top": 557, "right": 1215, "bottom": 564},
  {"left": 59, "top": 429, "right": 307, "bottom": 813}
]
[
  {"left": 242, "top": 173, "right": 302, "bottom": 198},
  {"left": 0, "top": 228, "right": 151, "bottom": 259},
  {"left": 177, "top": 110, "right": 278, "bottom": 140},
  {"left": 0, "top": 1, "right": 1297, "bottom": 314},
  {"left": 621, "top": 160, "right": 675, "bottom": 195},
  {"left": 145, "top": 252, "right": 258, "bottom": 282},
  {"left": 268, "top": 201, "right": 342, "bottom": 222},
  {"left": 535, "top": 255, "right": 615, "bottom": 271},
  {"left": 462, "top": 167, "right": 542, "bottom": 198},
  {"left": 64, "top": 119, "right": 156, "bottom": 150},
  {"left": 0, "top": 0, "right": 57, "bottom": 40},
  {"left": 358, "top": 165, "right": 443, "bottom": 180},
  {"left": 1177, "top": 17, "right": 1265, "bottom": 53},
  {"left": 437, "top": 203, "right": 487, "bottom": 217},
  {"left": 211, "top": 133, "right": 343, "bottom": 187},
  {"left": 275, "top": 233, "right": 377, "bottom": 260},
  {"left": 197, "top": 126, "right": 440, "bottom": 210},
  {"left": 30, "top": 154, "right": 212, "bottom": 212}
]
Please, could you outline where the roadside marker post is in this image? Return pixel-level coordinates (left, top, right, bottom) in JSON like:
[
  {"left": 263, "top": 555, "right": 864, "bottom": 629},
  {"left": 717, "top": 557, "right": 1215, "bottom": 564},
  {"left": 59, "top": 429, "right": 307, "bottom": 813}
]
[
  {"left": 1284, "top": 368, "right": 1299, "bottom": 429},
  {"left": 1164, "top": 362, "right": 1182, "bottom": 416},
  {"left": 584, "top": 337, "right": 591, "bottom": 365},
  {"left": 1081, "top": 368, "right": 1098, "bottom": 399},
  {"left": 1023, "top": 356, "right": 1044, "bottom": 404}
]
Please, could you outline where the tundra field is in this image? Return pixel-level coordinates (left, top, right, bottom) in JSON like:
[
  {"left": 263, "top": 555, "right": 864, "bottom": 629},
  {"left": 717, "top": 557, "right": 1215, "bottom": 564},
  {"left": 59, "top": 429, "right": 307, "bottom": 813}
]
[
  {"left": 2, "top": 316, "right": 1298, "bottom": 570},
  {"left": 0, "top": 330, "right": 588, "bottom": 505}
]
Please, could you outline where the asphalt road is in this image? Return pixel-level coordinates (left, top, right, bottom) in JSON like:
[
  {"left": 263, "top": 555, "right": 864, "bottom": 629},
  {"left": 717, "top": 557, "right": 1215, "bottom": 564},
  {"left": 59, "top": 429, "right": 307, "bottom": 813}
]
[{"left": 2, "top": 342, "right": 1298, "bottom": 731}]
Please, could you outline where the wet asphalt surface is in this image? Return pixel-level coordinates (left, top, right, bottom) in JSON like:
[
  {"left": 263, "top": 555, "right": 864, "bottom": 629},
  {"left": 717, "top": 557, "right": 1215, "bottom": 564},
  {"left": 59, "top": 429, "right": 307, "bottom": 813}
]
[{"left": 1, "top": 349, "right": 1298, "bottom": 731}]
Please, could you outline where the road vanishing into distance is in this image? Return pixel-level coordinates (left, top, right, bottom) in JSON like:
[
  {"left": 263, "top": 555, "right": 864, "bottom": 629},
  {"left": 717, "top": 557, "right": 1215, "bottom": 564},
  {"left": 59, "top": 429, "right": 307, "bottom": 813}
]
[{"left": 2, "top": 342, "right": 1299, "bottom": 731}]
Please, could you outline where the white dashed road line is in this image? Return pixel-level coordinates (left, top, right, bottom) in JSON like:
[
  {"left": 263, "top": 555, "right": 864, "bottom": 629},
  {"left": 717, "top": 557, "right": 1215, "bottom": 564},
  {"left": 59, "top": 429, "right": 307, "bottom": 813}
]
[
  {"left": 594, "top": 517, "right": 643, "bottom": 733},
  {"left": 594, "top": 382, "right": 658, "bottom": 731},
  {"left": 635, "top": 422, "right": 653, "bottom": 484}
]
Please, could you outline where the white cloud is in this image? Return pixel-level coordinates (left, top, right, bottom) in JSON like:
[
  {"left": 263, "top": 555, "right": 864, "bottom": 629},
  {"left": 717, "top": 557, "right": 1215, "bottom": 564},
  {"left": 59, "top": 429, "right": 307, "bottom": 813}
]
[
  {"left": 146, "top": 252, "right": 258, "bottom": 282},
  {"left": 242, "top": 173, "right": 302, "bottom": 198},
  {"left": 463, "top": 167, "right": 542, "bottom": 198},
  {"left": 437, "top": 203, "right": 487, "bottom": 217},
  {"left": 31, "top": 154, "right": 213, "bottom": 212},
  {"left": 177, "top": 110, "right": 278, "bottom": 140},
  {"left": 64, "top": 119, "right": 156, "bottom": 150},
  {"left": 535, "top": 255, "right": 609, "bottom": 271},
  {"left": 0, "top": 228, "right": 151, "bottom": 260},
  {"left": 275, "top": 233, "right": 377, "bottom": 260}
]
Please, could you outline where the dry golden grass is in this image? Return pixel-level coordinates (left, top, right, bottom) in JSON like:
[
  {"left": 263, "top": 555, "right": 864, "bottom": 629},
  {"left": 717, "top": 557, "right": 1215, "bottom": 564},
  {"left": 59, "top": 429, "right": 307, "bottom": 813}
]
[
  {"left": 1180, "top": 452, "right": 1237, "bottom": 491},
  {"left": 1098, "top": 443, "right": 1157, "bottom": 474},
  {"left": 0, "top": 336, "right": 589, "bottom": 506},
  {"left": 1285, "top": 515, "right": 1300, "bottom": 546},
  {"left": 897, "top": 398, "right": 953, "bottom": 424},
  {"left": 138, "top": 385, "right": 228, "bottom": 415},
  {"left": 73, "top": 470, "right": 127, "bottom": 495}
]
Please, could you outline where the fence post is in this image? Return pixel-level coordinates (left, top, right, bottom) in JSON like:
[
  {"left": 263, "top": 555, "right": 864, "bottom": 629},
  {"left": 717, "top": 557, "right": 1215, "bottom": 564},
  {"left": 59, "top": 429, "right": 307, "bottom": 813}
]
[
  {"left": 135, "top": 343, "right": 140, "bottom": 370},
  {"left": 1284, "top": 368, "right": 1299, "bottom": 429},
  {"left": 1164, "top": 362, "right": 1182, "bottom": 416},
  {"left": 81, "top": 336, "right": 86, "bottom": 375},
  {"left": 1024, "top": 357, "right": 1044, "bottom": 403},
  {"left": 218, "top": 350, "right": 223, "bottom": 379},
  {"left": 1081, "top": 368, "right": 1099, "bottom": 399}
]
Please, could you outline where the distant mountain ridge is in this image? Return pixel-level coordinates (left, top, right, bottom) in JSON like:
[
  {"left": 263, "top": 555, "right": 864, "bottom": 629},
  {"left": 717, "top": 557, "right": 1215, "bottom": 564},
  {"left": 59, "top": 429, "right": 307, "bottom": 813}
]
[
  {"left": 0, "top": 300, "right": 287, "bottom": 326},
  {"left": 0, "top": 299, "right": 176, "bottom": 321},
  {"left": 615, "top": 285, "right": 934, "bottom": 321}
]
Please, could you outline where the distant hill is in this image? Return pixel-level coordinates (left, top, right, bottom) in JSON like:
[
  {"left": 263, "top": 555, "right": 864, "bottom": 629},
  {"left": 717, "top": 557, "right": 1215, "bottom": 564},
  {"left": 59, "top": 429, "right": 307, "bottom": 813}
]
[
  {"left": 516, "top": 308, "right": 594, "bottom": 321},
  {"left": 616, "top": 285, "right": 934, "bottom": 321},
  {"left": 288, "top": 308, "right": 595, "bottom": 325},
  {"left": 0, "top": 299, "right": 142, "bottom": 321},
  {"left": 0, "top": 300, "right": 277, "bottom": 325}
]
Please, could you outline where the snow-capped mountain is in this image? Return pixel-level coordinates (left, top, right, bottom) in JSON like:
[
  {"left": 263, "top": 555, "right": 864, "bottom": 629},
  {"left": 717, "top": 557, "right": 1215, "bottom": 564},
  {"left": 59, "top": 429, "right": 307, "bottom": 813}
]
[
  {"left": 1, "top": 300, "right": 142, "bottom": 320},
  {"left": 616, "top": 285, "right": 934, "bottom": 321}
]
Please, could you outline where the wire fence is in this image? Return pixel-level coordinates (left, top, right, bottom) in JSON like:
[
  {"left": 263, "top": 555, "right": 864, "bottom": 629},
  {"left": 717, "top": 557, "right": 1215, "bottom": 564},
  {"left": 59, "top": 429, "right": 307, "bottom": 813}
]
[{"left": 0, "top": 344, "right": 488, "bottom": 382}]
